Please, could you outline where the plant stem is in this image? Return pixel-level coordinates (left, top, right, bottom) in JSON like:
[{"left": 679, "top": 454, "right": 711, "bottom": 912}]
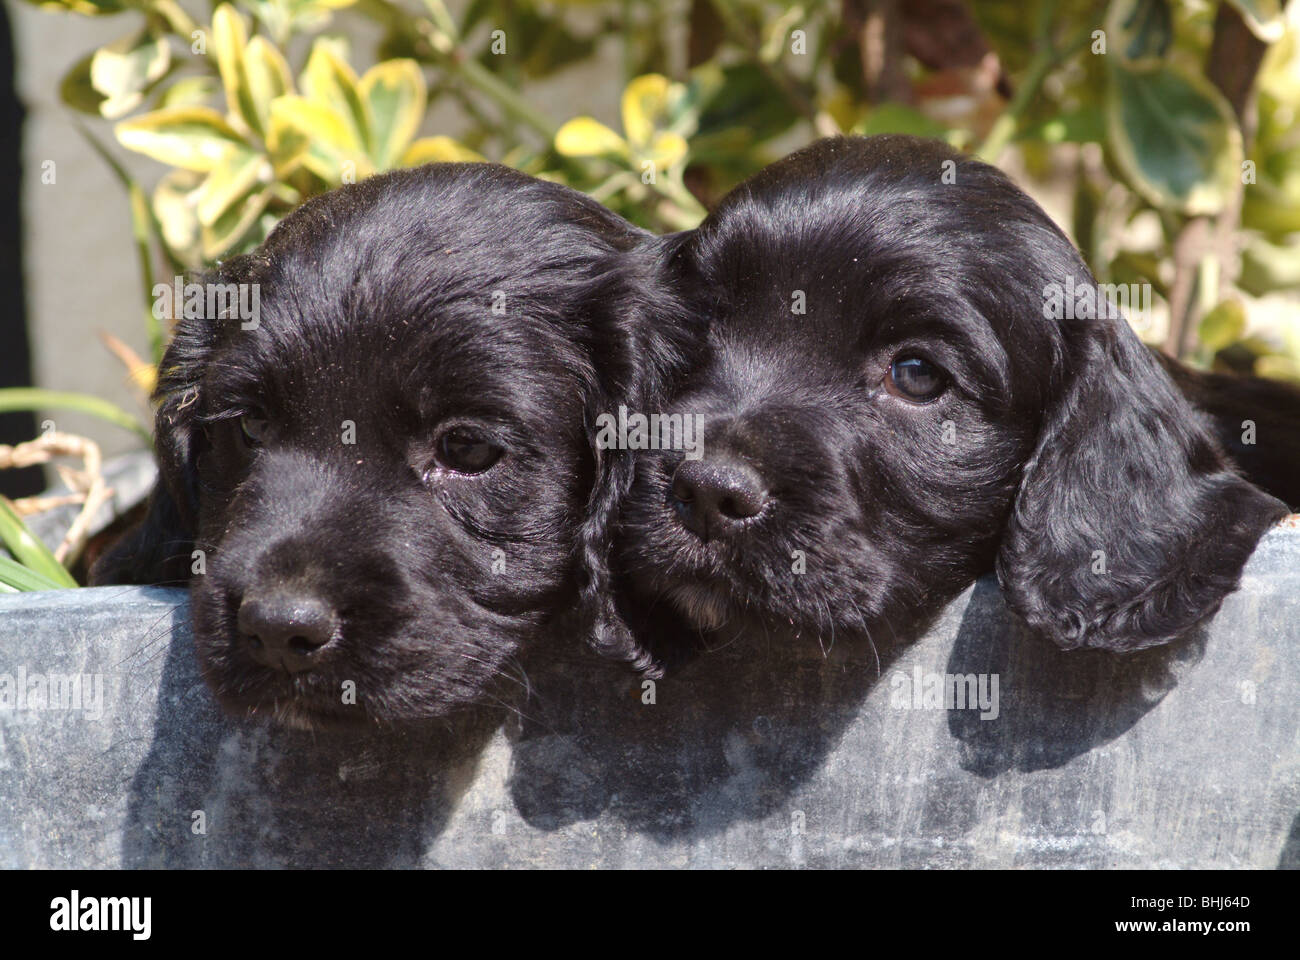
[{"left": 976, "top": 4, "right": 1094, "bottom": 163}]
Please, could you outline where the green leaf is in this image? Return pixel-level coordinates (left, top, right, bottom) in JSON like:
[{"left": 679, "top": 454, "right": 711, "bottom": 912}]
[
  {"left": 201, "top": 185, "right": 271, "bottom": 259},
  {"left": 0, "top": 388, "right": 150, "bottom": 443},
  {"left": 401, "top": 136, "right": 484, "bottom": 165},
  {"left": 1105, "top": 61, "right": 1244, "bottom": 215},
  {"left": 693, "top": 63, "right": 800, "bottom": 146},
  {"left": 1020, "top": 106, "right": 1106, "bottom": 145},
  {"left": 855, "top": 102, "right": 949, "bottom": 139},
  {"left": 621, "top": 74, "right": 679, "bottom": 150},
  {"left": 554, "top": 117, "right": 627, "bottom": 158},
  {"left": 1106, "top": 0, "right": 1174, "bottom": 64},
  {"left": 1198, "top": 299, "right": 1247, "bottom": 353},
  {"left": 115, "top": 107, "right": 250, "bottom": 172},
  {"left": 1239, "top": 236, "right": 1300, "bottom": 295},
  {"left": 212, "top": 4, "right": 254, "bottom": 134},
  {"left": 0, "top": 498, "right": 78, "bottom": 589},
  {"left": 91, "top": 27, "right": 171, "bottom": 119},
  {"left": 360, "top": 59, "right": 426, "bottom": 170},
  {"left": 158, "top": 75, "right": 221, "bottom": 110},
  {"left": 153, "top": 169, "right": 205, "bottom": 265},
  {"left": 60, "top": 51, "right": 107, "bottom": 116},
  {"left": 196, "top": 146, "right": 272, "bottom": 227},
  {"left": 300, "top": 40, "right": 371, "bottom": 158},
  {"left": 268, "top": 94, "right": 370, "bottom": 182},
  {"left": 1242, "top": 175, "right": 1300, "bottom": 234},
  {"left": 213, "top": 5, "right": 295, "bottom": 138},
  {"left": 244, "top": 37, "right": 294, "bottom": 134},
  {"left": 0, "top": 554, "right": 68, "bottom": 593}
]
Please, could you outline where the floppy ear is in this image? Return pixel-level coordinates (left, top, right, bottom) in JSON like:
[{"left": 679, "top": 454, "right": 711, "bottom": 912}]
[
  {"left": 88, "top": 478, "right": 193, "bottom": 586},
  {"left": 996, "top": 301, "right": 1288, "bottom": 652},
  {"left": 571, "top": 234, "right": 702, "bottom": 677},
  {"left": 574, "top": 429, "right": 663, "bottom": 677},
  {"left": 90, "top": 312, "right": 209, "bottom": 586}
]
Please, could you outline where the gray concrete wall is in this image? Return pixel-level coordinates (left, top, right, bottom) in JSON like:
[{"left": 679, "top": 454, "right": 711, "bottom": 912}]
[{"left": 2, "top": 521, "right": 1297, "bottom": 868}]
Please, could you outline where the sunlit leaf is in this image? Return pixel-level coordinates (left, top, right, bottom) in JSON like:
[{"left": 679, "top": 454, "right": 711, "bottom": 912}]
[
  {"left": 245, "top": 36, "right": 295, "bottom": 136},
  {"left": 153, "top": 169, "right": 204, "bottom": 266},
  {"left": 1242, "top": 174, "right": 1300, "bottom": 234},
  {"left": 621, "top": 73, "right": 674, "bottom": 149},
  {"left": 201, "top": 186, "right": 271, "bottom": 258},
  {"left": 90, "top": 28, "right": 170, "bottom": 119},
  {"left": 554, "top": 117, "right": 627, "bottom": 158},
  {"left": 115, "top": 107, "right": 249, "bottom": 172},
  {"left": 300, "top": 40, "right": 370, "bottom": 157},
  {"left": 401, "top": 136, "right": 485, "bottom": 166},
  {"left": 158, "top": 75, "right": 221, "bottom": 110},
  {"left": 196, "top": 146, "right": 272, "bottom": 227},
  {"left": 212, "top": 3, "right": 261, "bottom": 136},
  {"left": 360, "top": 59, "right": 426, "bottom": 170},
  {"left": 269, "top": 94, "right": 370, "bottom": 183},
  {"left": 265, "top": 103, "right": 311, "bottom": 177},
  {"left": 644, "top": 130, "right": 688, "bottom": 171}
]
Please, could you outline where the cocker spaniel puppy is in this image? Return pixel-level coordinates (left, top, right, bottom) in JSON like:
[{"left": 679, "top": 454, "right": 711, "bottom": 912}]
[
  {"left": 609, "top": 135, "right": 1290, "bottom": 669},
  {"left": 93, "top": 162, "right": 685, "bottom": 726}
]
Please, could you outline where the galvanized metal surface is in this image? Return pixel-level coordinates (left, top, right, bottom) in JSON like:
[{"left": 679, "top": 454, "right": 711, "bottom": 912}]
[{"left": 2, "top": 523, "right": 1298, "bottom": 868}]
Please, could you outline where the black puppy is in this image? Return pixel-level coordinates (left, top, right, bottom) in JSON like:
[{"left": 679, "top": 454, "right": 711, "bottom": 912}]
[
  {"left": 611, "top": 135, "right": 1289, "bottom": 668},
  {"left": 1153, "top": 351, "right": 1300, "bottom": 509},
  {"left": 94, "top": 163, "right": 682, "bottom": 726}
]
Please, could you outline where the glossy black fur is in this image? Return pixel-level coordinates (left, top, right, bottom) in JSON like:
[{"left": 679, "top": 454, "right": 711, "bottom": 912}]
[
  {"left": 1154, "top": 349, "right": 1300, "bottom": 509},
  {"left": 92, "top": 163, "right": 690, "bottom": 725},
  {"left": 613, "top": 135, "right": 1289, "bottom": 669}
]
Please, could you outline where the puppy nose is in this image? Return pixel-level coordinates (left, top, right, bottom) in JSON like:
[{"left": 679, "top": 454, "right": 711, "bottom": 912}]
[
  {"left": 670, "top": 458, "right": 767, "bottom": 539},
  {"left": 237, "top": 591, "right": 337, "bottom": 673}
]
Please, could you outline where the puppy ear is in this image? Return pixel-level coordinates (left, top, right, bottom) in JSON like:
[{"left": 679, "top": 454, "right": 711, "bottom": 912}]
[
  {"left": 571, "top": 238, "right": 699, "bottom": 678},
  {"left": 89, "top": 479, "right": 193, "bottom": 586},
  {"left": 90, "top": 321, "right": 207, "bottom": 586},
  {"left": 575, "top": 435, "right": 663, "bottom": 677},
  {"left": 997, "top": 304, "right": 1287, "bottom": 652}
]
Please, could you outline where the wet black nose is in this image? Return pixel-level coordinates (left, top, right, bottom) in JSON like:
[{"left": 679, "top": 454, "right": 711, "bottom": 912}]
[
  {"left": 237, "top": 590, "right": 337, "bottom": 674},
  {"left": 670, "top": 457, "right": 768, "bottom": 539}
]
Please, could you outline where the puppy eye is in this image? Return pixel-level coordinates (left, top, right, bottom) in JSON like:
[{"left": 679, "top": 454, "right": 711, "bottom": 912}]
[
  {"left": 434, "top": 428, "right": 503, "bottom": 475},
  {"left": 239, "top": 414, "right": 270, "bottom": 446},
  {"left": 886, "top": 356, "right": 946, "bottom": 402}
]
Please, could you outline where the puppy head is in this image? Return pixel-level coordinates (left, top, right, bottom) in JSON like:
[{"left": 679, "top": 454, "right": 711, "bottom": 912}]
[
  {"left": 94, "top": 163, "right": 651, "bottom": 726},
  {"left": 618, "top": 135, "right": 1285, "bottom": 656}
]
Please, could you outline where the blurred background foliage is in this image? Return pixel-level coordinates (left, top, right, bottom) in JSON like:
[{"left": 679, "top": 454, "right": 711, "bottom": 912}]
[
  {"left": 19, "top": 0, "right": 1300, "bottom": 379},
  {"left": 2, "top": 0, "right": 1299, "bottom": 588}
]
